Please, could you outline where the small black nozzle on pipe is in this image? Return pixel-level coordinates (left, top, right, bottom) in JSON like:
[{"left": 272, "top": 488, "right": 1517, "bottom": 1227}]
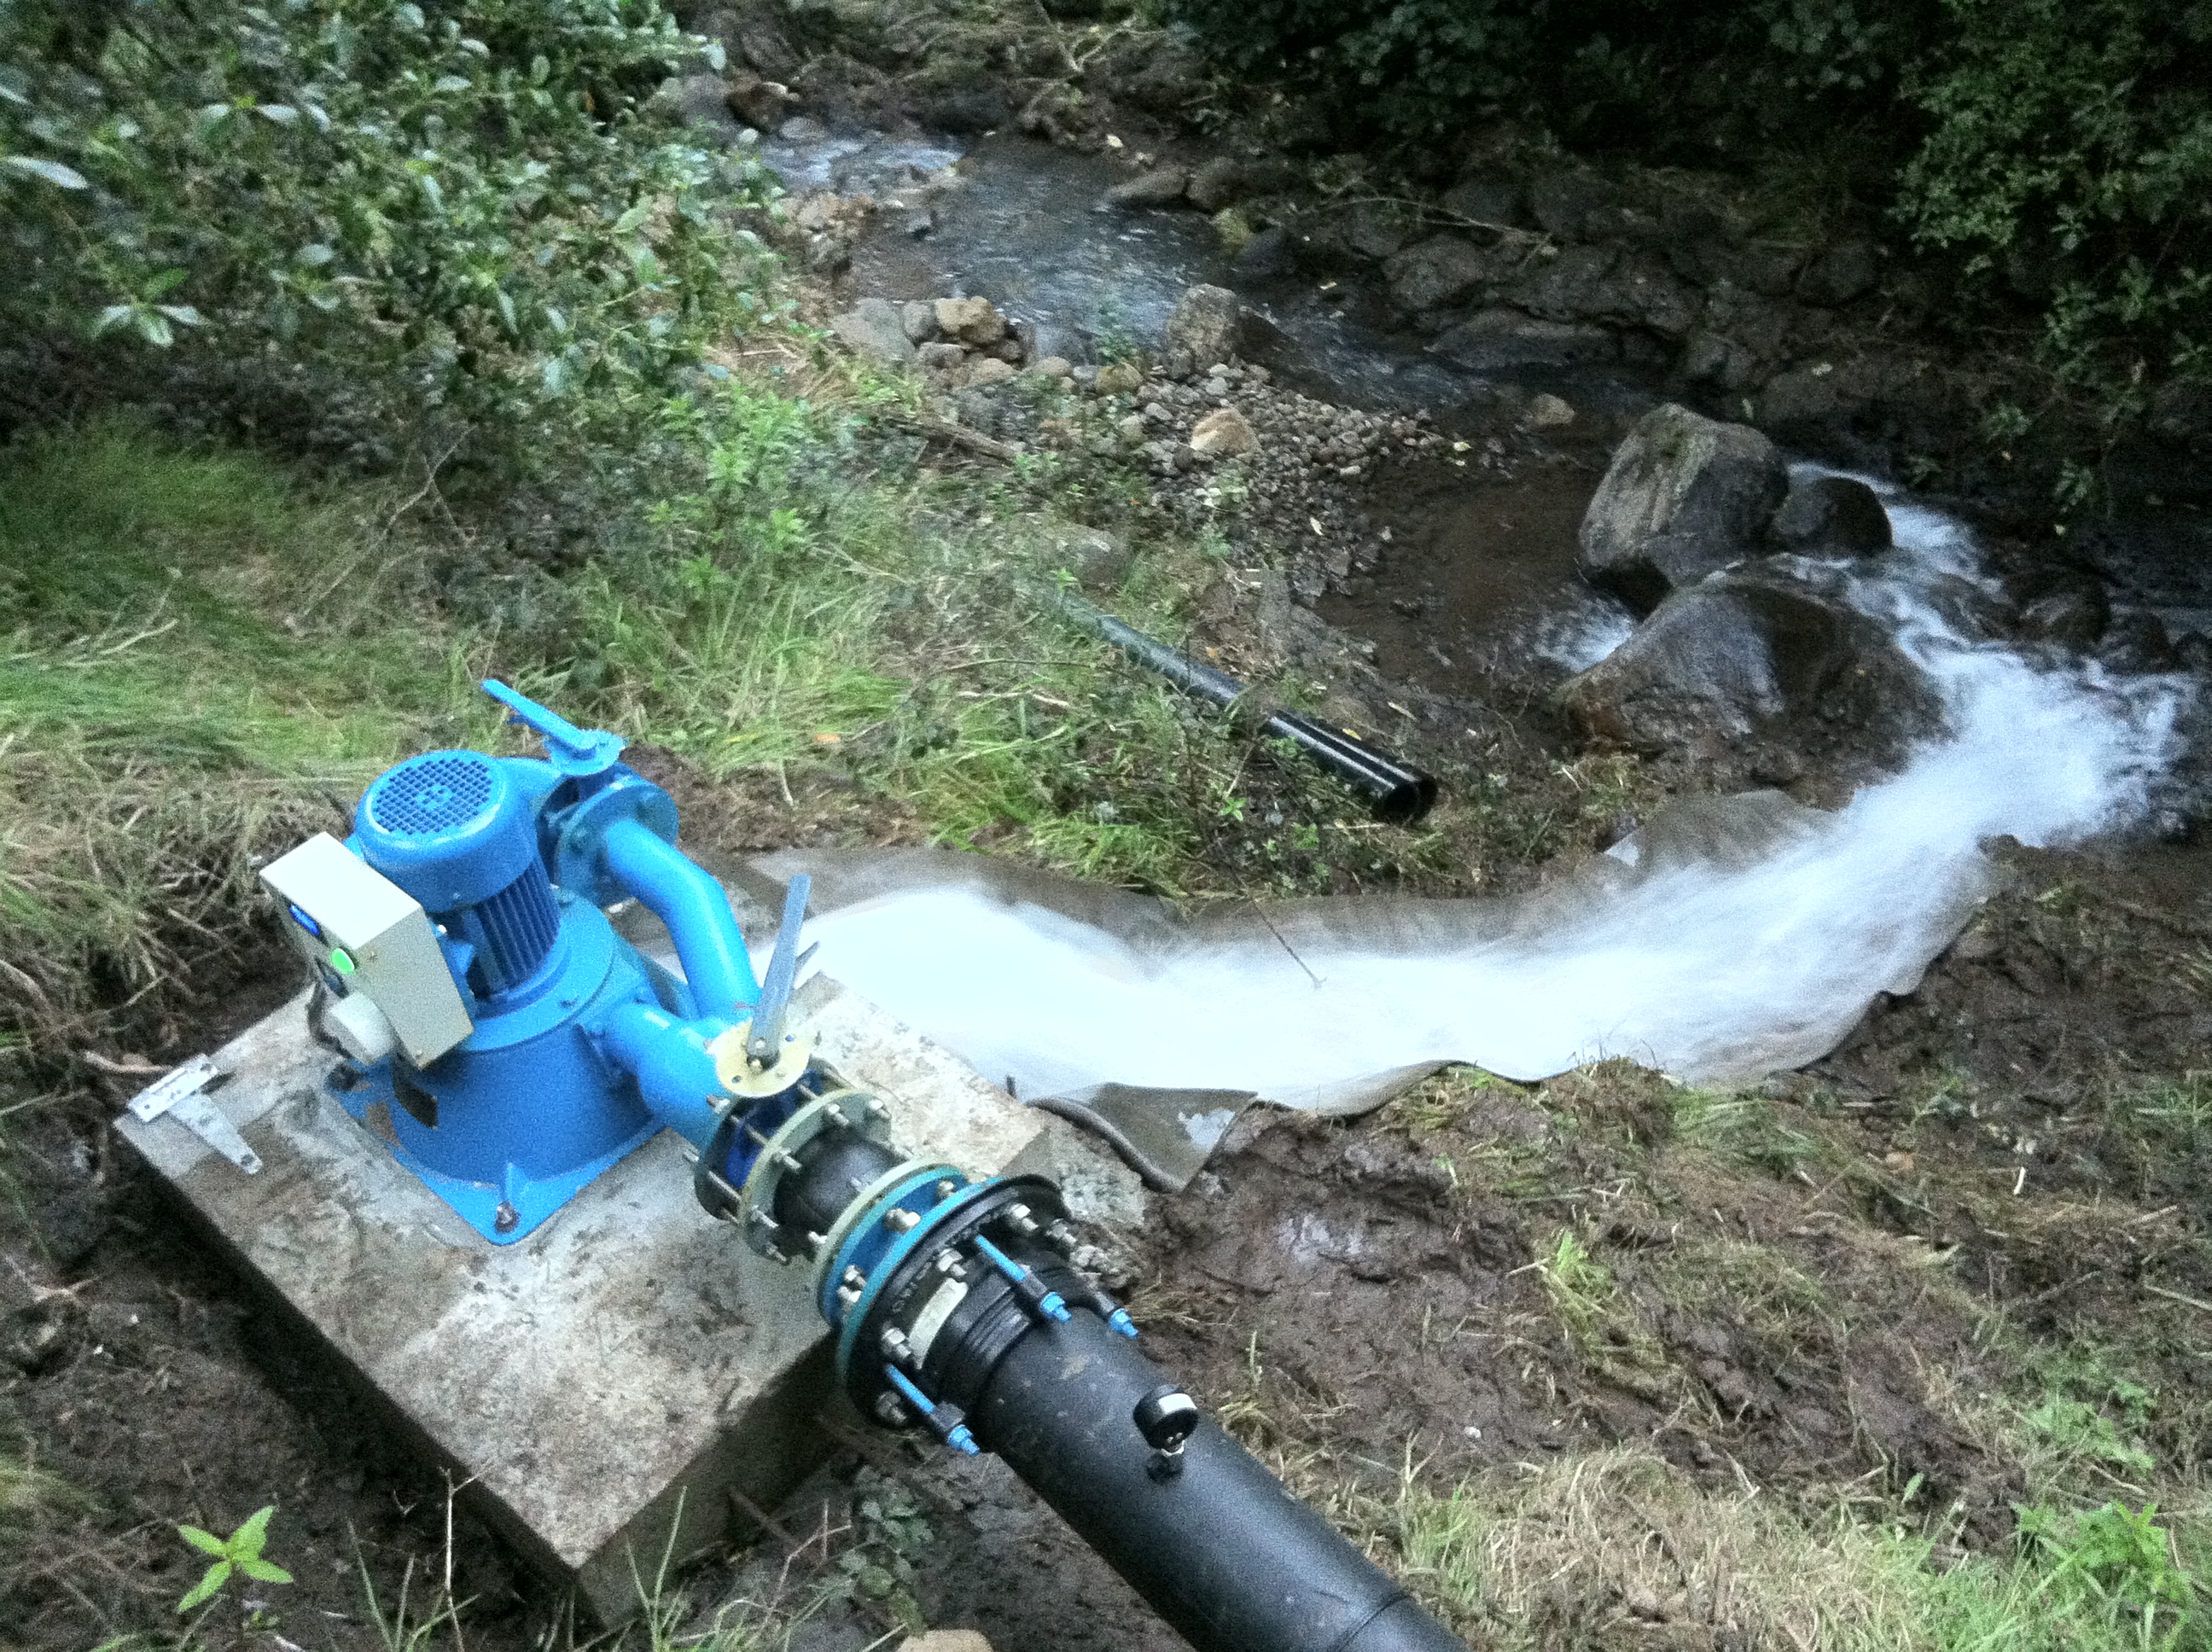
[{"left": 1056, "top": 593, "right": 1439, "bottom": 826}]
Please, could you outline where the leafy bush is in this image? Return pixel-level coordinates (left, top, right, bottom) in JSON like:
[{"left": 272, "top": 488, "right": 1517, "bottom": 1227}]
[
  {"left": 0, "top": 0, "right": 777, "bottom": 472},
  {"left": 1899, "top": 0, "right": 2212, "bottom": 440},
  {"left": 1161, "top": 0, "right": 1935, "bottom": 144}
]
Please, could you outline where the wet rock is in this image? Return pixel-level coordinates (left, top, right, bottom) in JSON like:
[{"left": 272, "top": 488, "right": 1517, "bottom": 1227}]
[
  {"left": 1383, "top": 235, "right": 1509, "bottom": 313},
  {"left": 1232, "top": 224, "right": 1295, "bottom": 280},
  {"left": 1679, "top": 332, "right": 1761, "bottom": 392},
  {"left": 934, "top": 295, "right": 1007, "bottom": 346},
  {"left": 1560, "top": 561, "right": 1935, "bottom": 759},
  {"left": 901, "top": 300, "right": 940, "bottom": 344},
  {"left": 1105, "top": 166, "right": 1190, "bottom": 209},
  {"left": 1529, "top": 171, "right": 1620, "bottom": 240},
  {"left": 1441, "top": 170, "right": 1528, "bottom": 229},
  {"left": 1771, "top": 475, "right": 1892, "bottom": 557},
  {"left": 1433, "top": 309, "right": 1616, "bottom": 372},
  {"left": 967, "top": 358, "right": 1018, "bottom": 387},
  {"left": 1027, "top": 355, "right": 1074, "bottom": 379},
  {"left": 830, "top": 298, "right": 916, "bottom": 367},
  {"left": 1522, "top": 245, "right": 1699, "bottom": 339},
  {"left": 1186, "top": 156, "right": 1245, "bottom": 212},
  {"left": 928, "top": 84, "right": 1011, "bottom": 133},
  {"left": 1045, "top": 525, "right": 1133, "bottom": 590},
  {"left": 899, "top": 203, "right": 935, "bottom": 239},
  {"left": 2017, "top": 581, "right": 2111, "bottom": 650},
  {"left": 1190, "top": 405, "right": 1258, "bottom": 458},
  {"left": 1096, "top": 361, "right": 1144, "bottom": 395},
  {"left": 916, "top": 341, "right": 967, "bottom": 373},
  {"left": 1528, "top": 393, "right": 1576, "bottom": 429},
  {"left": 1165, "top": 284, "right": 1241, "bottom": 372},
  {"left": 649, "top": 74, "right": 743, "bottom": 139},
  {"left": 1579, "top": 404, "right": 1790, "bottom": 614},
  {"left": 1797, "top": 237, "right": 1880, "bottom": 308},
  {"left": 726, "top": 71, "right": 795, "bottom": 132},
  {"left": 2098, "top": 610, "right": 2180, "bottom": 674}
]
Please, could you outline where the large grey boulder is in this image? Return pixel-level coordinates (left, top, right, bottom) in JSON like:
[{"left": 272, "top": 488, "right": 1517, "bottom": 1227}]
[
  {"left": 1558, "top": 561, "right": 1937, "bottom": 766},
  {"left": 1382, "top": 235, "right": 1511, "bottom": 313},
  {"left": 1577, "top": 404, "right": 1790, "bottom": 614},
  {"left": 1771, "top": 475, "right": 1892, "bottom": 557},
  {"left": 830, "top": 299, "right": 916, "bottom": 367},
  {"left": 1163, "top": 284, "right": 1240, "bottom": 373},
  {"left": 1432, "top": 309, "right": 1615, "bottom": 370}
]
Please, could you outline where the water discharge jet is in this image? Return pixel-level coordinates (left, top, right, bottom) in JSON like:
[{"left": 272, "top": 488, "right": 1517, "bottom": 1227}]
[{"left": 782, "top": 480, "right": 2191, "bottom": 1131}]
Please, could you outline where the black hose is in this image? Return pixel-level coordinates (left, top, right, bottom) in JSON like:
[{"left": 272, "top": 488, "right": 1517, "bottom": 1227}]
[
  {"left": 1057, "top": 594, "right": 1439, "bottom": 825},
  {"left": 969, "top": 1307, "right": 1467, "bottom": 1652}
]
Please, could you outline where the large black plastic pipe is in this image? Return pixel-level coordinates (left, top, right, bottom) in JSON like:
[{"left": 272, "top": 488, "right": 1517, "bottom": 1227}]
[
  {"left": 972, "top": 1307, "right": 1466, "bottom": 1652},
  {"left": 1057, "top": 594, "right": 1439, "bottom": 825}
]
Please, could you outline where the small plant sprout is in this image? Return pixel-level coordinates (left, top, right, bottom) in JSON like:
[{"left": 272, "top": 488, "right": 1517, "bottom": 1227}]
[{"left": 177, "top": 1504, "right": 293, "bottom": 1613}]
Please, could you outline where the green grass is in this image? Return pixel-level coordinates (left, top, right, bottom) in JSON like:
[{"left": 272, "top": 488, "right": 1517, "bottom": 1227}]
[
  {"left": 0, "top": 420, "right": 480, "bottom": 1057},
  {"left": 1387, "top": 1448, "right": 2211, "bottom": 1651}
]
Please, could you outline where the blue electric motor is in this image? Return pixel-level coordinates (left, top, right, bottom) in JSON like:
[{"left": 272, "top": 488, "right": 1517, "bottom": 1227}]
[{"left": 263, "top": 680, "right": 811, "bottom": 1243}]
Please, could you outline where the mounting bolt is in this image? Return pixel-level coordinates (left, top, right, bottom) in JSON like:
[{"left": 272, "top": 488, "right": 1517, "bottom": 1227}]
[
  {"left": 884, "top": 1207, "right": 920, "bottom": 1233},
  {"left": 1007, "top": 1203, "right": 1040, "bottom": 1236},
  {"left": 493, "top": 1201, "right": 519, "bottom": 1234},
  {"left": 934, "top": 1178, "right": 959, "bottom": 1200},
  {"left": 873, "top": 1391, "right": 911, "bottom": 1428}
]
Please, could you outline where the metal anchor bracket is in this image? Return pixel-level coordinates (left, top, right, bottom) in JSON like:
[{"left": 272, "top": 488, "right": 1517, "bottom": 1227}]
[{"left": 123, "top": 1055, "right": 261, "bottom": 1174}]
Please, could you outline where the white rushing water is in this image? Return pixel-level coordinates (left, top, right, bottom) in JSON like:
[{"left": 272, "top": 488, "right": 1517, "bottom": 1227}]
[{"left": 792, "top": 482, "right": 2189, "bottom": 1100}]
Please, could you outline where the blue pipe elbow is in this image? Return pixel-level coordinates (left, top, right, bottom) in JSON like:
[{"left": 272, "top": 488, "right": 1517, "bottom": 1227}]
[
  {"left": 599, "top": 817, "right": 760, "bottom": 1018},
  {"left": 597, "top": 1001, "right": 731, "bottom": 1146}
]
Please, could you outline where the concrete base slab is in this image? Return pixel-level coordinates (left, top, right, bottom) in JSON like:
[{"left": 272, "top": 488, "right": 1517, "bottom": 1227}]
[{"left": 117, "top": 881, "right": 1142, "bottom": 1622}]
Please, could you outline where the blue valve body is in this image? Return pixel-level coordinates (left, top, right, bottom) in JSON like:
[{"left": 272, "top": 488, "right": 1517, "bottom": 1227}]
[{"left": 320, "top": 681, "right": 783, "bottom": 1243}]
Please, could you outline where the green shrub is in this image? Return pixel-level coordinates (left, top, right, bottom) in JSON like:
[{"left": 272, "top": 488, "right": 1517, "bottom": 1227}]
[
  {"left": 1899, "top": 0, "right": 2212, "bottom": 441},
  {"left": 1161, "top": 0, "right": 1932, "bottom": 143},
  {"left": 0, "top": 0, "right": 777, "bottom": 474}
]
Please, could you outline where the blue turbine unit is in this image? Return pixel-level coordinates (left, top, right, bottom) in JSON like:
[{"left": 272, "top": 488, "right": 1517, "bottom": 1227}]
[{"left": 277, "top": 680, "right": 809, "bottom": 1243}]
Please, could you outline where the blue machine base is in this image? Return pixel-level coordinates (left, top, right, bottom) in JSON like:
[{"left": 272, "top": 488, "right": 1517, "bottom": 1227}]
[{"left": 331, "top": 1074, "right": 661, "bottom": 1246}]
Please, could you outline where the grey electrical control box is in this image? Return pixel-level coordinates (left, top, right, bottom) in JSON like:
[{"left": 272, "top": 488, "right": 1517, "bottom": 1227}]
[{"left": 260, "top": 833, "right": 474, "bottom": 1067}]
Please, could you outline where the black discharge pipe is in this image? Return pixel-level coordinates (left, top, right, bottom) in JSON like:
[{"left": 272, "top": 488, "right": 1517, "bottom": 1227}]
[
  {"left": 1056, "top": 592, "right": 1440, "bottom": 826},
  {"left": 771, "top": 1109, "right": 1470, "bottom": 1652},
  {"left": 973, "top": 1308, "right": 1467, "bottom": 1652}
]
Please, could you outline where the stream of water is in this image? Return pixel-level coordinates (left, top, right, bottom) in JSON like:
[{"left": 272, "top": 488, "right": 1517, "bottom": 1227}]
[{"left": 757, "top": 127, "right": 2195, "bottom": 1102}]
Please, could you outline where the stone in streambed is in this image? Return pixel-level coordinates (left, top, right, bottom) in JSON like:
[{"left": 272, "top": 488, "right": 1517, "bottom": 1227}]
[
  {"left": 1189, "top": 406, "right": 1258, "bottom": 457},
  {"left": 1771, "top": 475, "right": 1892, "bottom": 557},
  {"left": 935, "top": 295, "right": 1008, "bottom": 346},
  {"left": 901, "top": 300, "right": 940, "bottom": 344},
  {"left": 916, "top": 342, "right": 968, "bottom": 373},
  {"left": 1164, "top": 284, "right": 1240, "bottom": 372},
  {"left": 1186, "top": 156, "right": 1246, "bottom": 212},
  {"left": 1558, "top": 561, "right": 1936, "bottom": 760},
  {"left": 1432, "top": 309, "right": 1615, "bottom": 371},
  {"left": 830, "top": 298, "right": 916, "bottom": 366},
  {"left": 1105, "top": 166, "right": 1190, "bottom": 208},
  {"left": 1578, "top": 404, "right": 1790, "bottom": 614}
]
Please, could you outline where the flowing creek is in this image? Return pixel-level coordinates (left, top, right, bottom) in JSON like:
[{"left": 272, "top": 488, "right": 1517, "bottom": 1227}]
[{"left": 758, "top": 125, "right": 2198, "bottom": 1114}]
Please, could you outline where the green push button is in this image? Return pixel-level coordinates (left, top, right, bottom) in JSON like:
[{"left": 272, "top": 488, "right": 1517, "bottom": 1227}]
[{"left": 328, "top": 947, "right": 357, "bottom": 975}]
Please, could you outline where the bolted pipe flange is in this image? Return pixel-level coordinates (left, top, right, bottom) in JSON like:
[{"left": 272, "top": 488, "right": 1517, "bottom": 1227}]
[{"left": 731, "top": 1086, "right": 888, "bottom": 1259}]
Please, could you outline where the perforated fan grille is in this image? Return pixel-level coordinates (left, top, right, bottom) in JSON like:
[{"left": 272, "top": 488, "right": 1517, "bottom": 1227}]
[{"left": 369, "top": 754, "right": 497, "bottom": 838}]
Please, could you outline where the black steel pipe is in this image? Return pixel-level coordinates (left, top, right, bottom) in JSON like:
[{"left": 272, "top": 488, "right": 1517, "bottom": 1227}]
[
  {"left": 970, "top": 1307, "right": 1467, "bottom": 1652},
  {"left": 1057, "top": 594, "right": 1439, "bottom": 825}
]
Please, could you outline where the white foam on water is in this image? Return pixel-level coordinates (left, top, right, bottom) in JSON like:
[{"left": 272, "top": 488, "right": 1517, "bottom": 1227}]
[{"left": 798, "top": 486, "right": 2190, "bottom": 1097}]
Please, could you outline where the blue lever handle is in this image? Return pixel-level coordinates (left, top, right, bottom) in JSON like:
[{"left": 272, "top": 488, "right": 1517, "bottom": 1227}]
[{"left": 482, "top": 678, "right": 626, "bottom": 778}]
